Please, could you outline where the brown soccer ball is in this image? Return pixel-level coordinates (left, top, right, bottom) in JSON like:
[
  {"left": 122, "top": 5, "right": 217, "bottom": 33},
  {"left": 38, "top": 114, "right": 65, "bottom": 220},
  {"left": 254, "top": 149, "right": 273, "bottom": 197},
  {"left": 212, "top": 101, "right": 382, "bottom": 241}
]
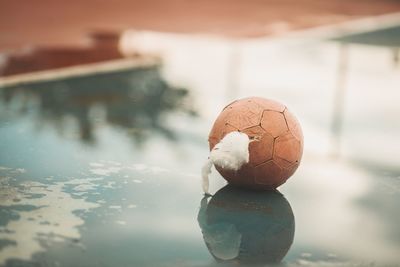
[{"left": 208, "top": 97, "right": 303, "bottom": 190}]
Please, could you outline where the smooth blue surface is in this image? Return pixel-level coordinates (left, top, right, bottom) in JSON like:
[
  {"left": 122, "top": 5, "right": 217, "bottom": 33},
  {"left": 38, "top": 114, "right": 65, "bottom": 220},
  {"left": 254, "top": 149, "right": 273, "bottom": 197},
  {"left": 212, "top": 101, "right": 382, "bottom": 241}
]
[{"left": 0, "top": 62, "right": 400, "bottom": 267}]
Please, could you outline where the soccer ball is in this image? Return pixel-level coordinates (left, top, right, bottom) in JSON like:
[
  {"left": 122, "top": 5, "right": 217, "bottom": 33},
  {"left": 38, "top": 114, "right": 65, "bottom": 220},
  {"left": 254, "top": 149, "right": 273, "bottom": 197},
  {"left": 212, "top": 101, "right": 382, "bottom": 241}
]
[{"left": 208, "top": 97, "right": 303, "bottom": 190}]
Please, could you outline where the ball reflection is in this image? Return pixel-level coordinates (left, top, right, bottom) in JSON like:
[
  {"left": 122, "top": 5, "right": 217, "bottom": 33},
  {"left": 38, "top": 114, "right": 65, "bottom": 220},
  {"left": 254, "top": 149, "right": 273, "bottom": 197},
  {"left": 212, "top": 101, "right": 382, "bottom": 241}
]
[{"left": 197, "top": 185, "right": 295, "bottom": 265}]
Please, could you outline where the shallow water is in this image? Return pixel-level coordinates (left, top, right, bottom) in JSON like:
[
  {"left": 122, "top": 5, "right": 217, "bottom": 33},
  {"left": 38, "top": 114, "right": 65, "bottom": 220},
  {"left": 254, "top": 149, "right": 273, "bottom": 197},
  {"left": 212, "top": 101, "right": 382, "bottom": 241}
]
[{"left": 1, "top": 33, "right": 400, "bottom": 267}]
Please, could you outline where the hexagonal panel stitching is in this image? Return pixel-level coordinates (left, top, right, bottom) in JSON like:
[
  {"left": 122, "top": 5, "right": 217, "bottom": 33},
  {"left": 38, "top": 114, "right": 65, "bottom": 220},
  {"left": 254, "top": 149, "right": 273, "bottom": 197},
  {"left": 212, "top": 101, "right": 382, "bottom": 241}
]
[
  {"left": 260, "top": 110, "right": 289, "bottom": 138},
  {"left": 274, "top": 133, "right": 301, "bottom": 164}
]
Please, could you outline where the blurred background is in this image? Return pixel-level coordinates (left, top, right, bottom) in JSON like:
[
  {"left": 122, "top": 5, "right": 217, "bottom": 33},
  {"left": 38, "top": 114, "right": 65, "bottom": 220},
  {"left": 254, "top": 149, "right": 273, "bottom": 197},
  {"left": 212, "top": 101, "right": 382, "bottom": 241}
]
[{"left": 1, "top": 1, "right": 400, "bottom": 266}]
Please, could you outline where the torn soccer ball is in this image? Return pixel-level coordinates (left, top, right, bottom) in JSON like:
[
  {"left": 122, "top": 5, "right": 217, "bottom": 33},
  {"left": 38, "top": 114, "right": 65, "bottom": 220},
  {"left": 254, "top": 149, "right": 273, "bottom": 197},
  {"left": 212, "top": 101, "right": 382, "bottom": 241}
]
[{"left": 203, "top": 97, "right": 303, "bottom": 192}]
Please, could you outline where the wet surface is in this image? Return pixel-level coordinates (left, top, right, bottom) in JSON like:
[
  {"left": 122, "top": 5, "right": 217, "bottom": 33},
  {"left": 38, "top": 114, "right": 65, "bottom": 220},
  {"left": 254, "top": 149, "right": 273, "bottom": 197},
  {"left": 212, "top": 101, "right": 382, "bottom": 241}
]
[{"left": 1, "top": 31, "right": 400, "bottom": 267}]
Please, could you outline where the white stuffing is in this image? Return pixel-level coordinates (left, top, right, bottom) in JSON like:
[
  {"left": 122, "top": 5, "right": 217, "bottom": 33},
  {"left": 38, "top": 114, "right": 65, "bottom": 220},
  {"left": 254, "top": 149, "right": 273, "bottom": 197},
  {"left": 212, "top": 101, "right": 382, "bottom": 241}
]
[
  {"left": 202, "top": 131, "right": 250, "bottom": 194},
  {"left": 201, "top": 159, "right": 213, "bottom": 194}
]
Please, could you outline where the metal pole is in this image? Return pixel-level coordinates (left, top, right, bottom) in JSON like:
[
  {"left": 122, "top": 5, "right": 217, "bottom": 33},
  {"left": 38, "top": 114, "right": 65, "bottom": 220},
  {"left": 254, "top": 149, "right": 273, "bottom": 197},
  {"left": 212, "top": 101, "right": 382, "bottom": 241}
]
[
  {"left": 393, "top": 47, "right": 399, "bottom": 68},
  {"left": 331, "top": 44, "right": 349, "bottom": 157},
  {"left": 226, "top": 43, "right": 242, "bottom": 101}
]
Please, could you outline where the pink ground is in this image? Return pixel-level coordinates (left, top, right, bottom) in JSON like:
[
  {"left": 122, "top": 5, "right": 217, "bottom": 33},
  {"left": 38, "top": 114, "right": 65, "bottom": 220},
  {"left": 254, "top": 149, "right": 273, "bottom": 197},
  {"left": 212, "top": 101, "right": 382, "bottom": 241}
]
[{"left": 1, "top": 0, "right": 400, "bottom": 51}]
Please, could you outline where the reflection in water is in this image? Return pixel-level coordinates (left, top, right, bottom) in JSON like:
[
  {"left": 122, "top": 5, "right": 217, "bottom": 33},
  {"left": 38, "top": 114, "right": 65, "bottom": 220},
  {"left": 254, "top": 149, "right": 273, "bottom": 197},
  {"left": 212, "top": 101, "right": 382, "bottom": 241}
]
[
  {"left": 198, "top": 185, "right": 295, "bottom": 265},
  {"left": 0, "top": 65, "right": 195, "bottom": 145},
  {"left": 0, "top": 169, "right": 100, "bottom": 265}
]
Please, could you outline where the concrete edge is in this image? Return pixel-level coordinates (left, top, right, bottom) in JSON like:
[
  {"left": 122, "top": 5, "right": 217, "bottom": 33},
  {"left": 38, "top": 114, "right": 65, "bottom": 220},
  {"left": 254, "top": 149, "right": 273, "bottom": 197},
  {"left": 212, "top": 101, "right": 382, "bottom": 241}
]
[{"left": 0, "top": 56, "right": 161, "bottom": 88}]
